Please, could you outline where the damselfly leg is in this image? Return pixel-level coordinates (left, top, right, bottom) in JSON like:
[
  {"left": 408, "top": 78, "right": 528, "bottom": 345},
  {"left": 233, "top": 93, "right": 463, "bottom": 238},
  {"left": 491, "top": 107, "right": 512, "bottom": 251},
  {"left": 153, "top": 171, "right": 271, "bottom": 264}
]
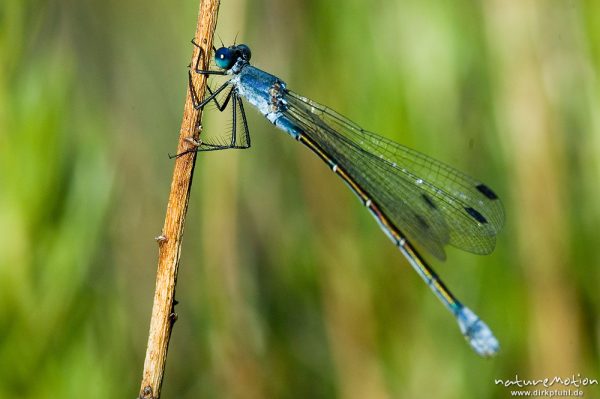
[{"left": 177, "top": 45, "right": 250, "bottom": 154}]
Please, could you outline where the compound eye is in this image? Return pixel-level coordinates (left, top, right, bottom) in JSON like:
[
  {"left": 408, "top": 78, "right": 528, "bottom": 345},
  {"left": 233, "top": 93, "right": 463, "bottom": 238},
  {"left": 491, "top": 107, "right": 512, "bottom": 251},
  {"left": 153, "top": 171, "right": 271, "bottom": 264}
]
[
  {"left": 214, "top": 47, "right": 235, "bottom": 69},
  {"left": 236, "top": 44, "right": 251, "bottom": 61}
]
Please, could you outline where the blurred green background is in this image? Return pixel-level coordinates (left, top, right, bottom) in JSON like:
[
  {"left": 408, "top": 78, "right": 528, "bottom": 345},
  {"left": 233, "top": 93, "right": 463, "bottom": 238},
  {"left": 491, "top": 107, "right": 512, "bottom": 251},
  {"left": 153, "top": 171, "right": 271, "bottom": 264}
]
[{"left": 1, "top": 0, "right": 599, "bottom": 398}]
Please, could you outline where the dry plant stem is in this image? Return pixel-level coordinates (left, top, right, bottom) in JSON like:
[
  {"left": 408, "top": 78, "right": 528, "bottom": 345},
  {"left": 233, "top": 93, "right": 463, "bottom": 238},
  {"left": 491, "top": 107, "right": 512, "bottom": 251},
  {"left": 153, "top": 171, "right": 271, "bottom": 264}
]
[{"left": 138, "top": 0, "right": 220, "bottom": 398}]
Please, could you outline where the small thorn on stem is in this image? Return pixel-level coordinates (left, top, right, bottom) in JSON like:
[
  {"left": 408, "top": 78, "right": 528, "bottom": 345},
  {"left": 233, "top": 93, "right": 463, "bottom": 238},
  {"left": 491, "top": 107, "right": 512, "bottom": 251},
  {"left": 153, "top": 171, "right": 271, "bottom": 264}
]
[
  {"left": 155, "top": 235, "right": 167, "bottom": 243},
  {"left": 169, "top": 299, "right": 179, "bottom": 323},
  {"left": 140, "top": 385, "right": 153, "bottom": 399},
  {"left": 185, "top": 136, "right": 201, "bottom": 147}
]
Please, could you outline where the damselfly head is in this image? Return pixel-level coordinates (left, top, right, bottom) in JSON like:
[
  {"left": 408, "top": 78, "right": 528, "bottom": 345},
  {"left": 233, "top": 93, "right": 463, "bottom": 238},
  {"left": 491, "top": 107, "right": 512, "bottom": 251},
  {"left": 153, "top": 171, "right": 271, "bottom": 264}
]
[
  {"left": 235, "top": 44, "right": 252, "bottom": 62},
  {"left": 214, "top": 44, "right": 251, "bottom": 70}
]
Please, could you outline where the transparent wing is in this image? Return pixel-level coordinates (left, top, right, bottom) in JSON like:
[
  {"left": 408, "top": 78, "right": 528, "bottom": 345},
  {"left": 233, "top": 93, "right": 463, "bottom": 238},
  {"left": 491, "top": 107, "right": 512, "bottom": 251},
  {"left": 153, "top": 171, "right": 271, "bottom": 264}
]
[{"left": 283, "top": 91, "right": 504, "bottom": 260}]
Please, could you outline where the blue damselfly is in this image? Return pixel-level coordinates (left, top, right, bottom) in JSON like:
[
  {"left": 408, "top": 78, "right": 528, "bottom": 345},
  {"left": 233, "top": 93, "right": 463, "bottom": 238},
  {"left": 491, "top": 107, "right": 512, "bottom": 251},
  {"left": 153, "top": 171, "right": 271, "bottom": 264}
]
[{"left": 185, "top": 41, "right": 504, "bottom": 357}]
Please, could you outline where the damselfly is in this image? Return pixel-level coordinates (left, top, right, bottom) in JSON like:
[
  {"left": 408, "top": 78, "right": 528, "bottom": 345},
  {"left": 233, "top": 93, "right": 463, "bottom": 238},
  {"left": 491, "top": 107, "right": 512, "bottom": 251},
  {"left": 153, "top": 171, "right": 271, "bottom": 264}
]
[{"left": 186, "top": 41, "right": 504, "bottom": 357}]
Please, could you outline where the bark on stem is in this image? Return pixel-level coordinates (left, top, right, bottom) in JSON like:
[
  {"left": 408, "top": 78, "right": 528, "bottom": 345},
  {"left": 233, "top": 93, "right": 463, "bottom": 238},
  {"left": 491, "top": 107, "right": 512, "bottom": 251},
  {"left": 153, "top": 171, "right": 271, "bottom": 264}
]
[{"left": 138, "top": 1, "right": 220, "bottom": 398}]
